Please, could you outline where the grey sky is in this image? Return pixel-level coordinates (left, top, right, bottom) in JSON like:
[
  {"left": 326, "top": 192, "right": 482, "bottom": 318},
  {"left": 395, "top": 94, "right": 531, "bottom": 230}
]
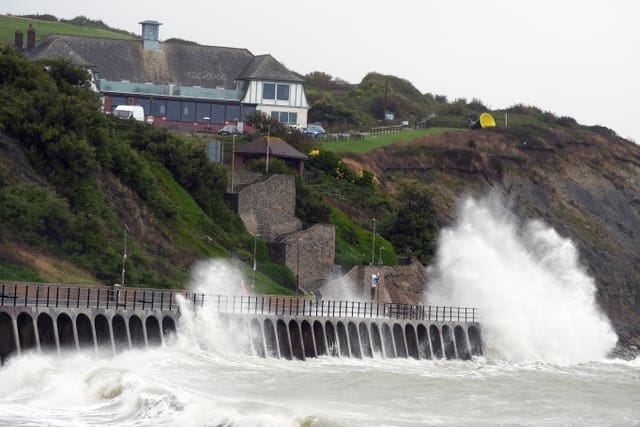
[{"left": 5, "top": 0, "right": 640, "bottom": 142}]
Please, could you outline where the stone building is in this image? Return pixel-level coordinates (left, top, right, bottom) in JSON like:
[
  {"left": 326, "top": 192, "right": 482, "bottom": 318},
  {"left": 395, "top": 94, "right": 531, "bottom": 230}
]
[{"left": 232, "top": 172, "right": 335, "bottom": 291}]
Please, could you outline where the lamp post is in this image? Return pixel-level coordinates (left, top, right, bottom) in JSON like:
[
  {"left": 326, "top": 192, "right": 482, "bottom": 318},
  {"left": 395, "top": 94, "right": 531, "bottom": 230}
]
[
  {"left": 370, "top": 218, "right": 376, "bottom": 266},
  {"left": 296, "top": 236, "right": 305, "bottom": 293},
  {"left": 265, "top": 125, "right": 271, "bottom": 173},
  {"left": 121, "top": 223, "right": 129, "bottom": 287},
  {"left": 378, "top": 246, "right": 385, "bottom": 266},
  {"left": 252, "top": 234, "right": 260, "bottom": 288},
  {"left": 231, "top": 133, "right": 236, "bottom": 193}
]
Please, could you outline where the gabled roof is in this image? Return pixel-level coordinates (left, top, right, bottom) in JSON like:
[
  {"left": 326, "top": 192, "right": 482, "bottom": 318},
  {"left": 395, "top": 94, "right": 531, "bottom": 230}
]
[
  {"left": 238, "top": 54, "right": 304, "bottom": 83},
  {"left": 27, "top": 35, "right": 302, "bottom": 89},
  {"left": 235, "top": 137, "right": 308, "bottom": 160}
]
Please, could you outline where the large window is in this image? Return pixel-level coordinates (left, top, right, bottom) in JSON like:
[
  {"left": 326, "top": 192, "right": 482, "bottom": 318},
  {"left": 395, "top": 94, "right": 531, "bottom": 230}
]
[
  {"left": 110, "top": 96, "right": 126, "bottom": 112},
  {"left": 276, "top": 84, "right": 290, "bottom": 101},
  {"left": 263, "top": 83, "right": 275, "bottom": 99},
  {"left": 167, "top": 101, "right": 181, "bottom": 121},
  {"left": 226, "top": 105, "right": 240, "bottom": 122},
  {"left": 272, "top": 111, "right": 298, "bottom": 125},
  {"left": 262, "top": 83, "right": 290, "bottom": 101},
  {"left": 196, "top": 103, "right": 211, "bottom": 123},
  {"left": 182, "top": 102, "right": 195, "bottom": 122},
  {"left": 151, "top": 99, "right": 166, "bottom": 116},
  {"left": 211, "top": 104, "right": 225, "bottom": 124},
  {"left": 135, "top": 98, "right": 150, "bottom": 115}
]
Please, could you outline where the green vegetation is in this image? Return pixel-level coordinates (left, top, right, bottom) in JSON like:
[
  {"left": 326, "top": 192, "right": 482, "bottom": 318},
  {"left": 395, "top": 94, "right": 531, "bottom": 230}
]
[
  {"left": 331, "top": 208, "right": 397, "bottom": 269},
  {"left": 0, "top": 46, "right": 282, "bottom": 289},
  {"left": 0, "top": 263, "right": 42, "bottom": 282},
  {"left": 320, "top": 128, "right": 464, "bottom": 154},
  {"left": 0, "top": 15, "right": 134, "bottom": 46}
]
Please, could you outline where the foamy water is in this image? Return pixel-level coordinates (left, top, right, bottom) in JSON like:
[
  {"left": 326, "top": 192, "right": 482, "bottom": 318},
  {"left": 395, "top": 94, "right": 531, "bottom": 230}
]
[
  {"left": 426, "top": 194, "right": 618, "bottom": 363},
  {"left": 0, "top": 195, "right": 636, "bottom": 426}
]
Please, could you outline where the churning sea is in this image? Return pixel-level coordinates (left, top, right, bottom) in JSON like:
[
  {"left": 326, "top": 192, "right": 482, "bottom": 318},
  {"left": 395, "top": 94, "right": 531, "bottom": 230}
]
[{"left": 1, "top": 194, "right": 638, "bottom": 426}]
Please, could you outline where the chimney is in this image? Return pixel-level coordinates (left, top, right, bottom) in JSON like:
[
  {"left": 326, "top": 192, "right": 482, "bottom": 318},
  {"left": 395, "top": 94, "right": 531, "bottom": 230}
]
[
  {"left": 139, "top": 20, "right": 162, "bottom": 51},
  {"left": 26, "top": 24, "right": 36, "bottom": 50},
  {"left": 14, "top": 30, "right": 23, "bottom": 50}
]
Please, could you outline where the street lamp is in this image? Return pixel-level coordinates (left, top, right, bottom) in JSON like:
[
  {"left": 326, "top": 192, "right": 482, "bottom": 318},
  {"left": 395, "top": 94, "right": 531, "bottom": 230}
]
[
  {"left": 296, "top": 237, "right": 304, "bottom": 293},
  {"left": 370, "top": 218, "right": 376, "bottom": 266},
  {"left": 378, "top": 246, "right": 385, "bottom": 266},
  {"left": 121, "top": 223, "right": 129, "bottom": 287},
  {"left": 252, "top": 234, "right": 261, "bottom": 288}
]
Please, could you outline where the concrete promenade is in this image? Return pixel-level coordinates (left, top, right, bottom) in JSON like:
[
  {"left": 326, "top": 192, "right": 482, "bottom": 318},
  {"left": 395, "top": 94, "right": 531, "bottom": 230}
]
[{"left": 1, "top": 283, "right": 482, "bottom": 364}]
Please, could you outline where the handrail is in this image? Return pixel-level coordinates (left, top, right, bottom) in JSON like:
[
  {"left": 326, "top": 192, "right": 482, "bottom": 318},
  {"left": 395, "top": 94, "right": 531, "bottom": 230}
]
[
  {"left": 208, "top": 295, "right": 478, "bottom": 323},
  {"left": 0, "top": 283, "right": 202, "bottom": 312},
  {"left": 0, "top": 283, "right": 479, "bottom": 322}
]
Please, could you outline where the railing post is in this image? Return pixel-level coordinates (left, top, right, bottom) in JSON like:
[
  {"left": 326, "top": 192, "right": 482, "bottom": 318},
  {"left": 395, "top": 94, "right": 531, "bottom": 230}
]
[{"left": 35, "top": 285, "right": 39, "bottom": 307}]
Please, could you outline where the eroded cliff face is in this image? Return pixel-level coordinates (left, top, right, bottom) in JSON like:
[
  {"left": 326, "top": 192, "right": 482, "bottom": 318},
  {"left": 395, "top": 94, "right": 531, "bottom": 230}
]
[{"left": 355, "top": 128, "right": 640, "bottom": 347}]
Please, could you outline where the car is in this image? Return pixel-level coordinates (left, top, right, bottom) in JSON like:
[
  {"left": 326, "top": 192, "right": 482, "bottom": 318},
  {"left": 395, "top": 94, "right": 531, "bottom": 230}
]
[
  {"left": 304, "top": 124, "right": 326, "bottom": 137},
  {"left": 218, "top": 124, "right": 240, "bottom": 135}
]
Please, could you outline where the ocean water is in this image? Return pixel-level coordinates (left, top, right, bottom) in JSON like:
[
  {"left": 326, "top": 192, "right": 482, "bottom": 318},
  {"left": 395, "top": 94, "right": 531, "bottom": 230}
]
[{"left": 1, "top": 194, "right": 638, "bottom": 426}]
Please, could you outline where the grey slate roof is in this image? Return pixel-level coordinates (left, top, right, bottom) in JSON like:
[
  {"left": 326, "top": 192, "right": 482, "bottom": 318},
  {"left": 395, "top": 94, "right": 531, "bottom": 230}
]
[
  {"left": 27, "top": 35, "right": 302, "bottom": 88},
  {"left": 235, "top": 137, "right": 308, "bottom": 160},
  {"left": 238, "top": 54, "right": 304, "bottom": 83}
]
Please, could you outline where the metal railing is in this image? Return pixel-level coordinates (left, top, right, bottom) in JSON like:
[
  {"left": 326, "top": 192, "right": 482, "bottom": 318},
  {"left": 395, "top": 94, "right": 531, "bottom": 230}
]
[
  {"left": 0, "top": 283, "right": 479, "bottom": 322},
  {"left": 0, "top": 283, "right": 204, "bottom": 312},
  {"left": 210, "top": 295, "right": 479, "bottom": 323}
]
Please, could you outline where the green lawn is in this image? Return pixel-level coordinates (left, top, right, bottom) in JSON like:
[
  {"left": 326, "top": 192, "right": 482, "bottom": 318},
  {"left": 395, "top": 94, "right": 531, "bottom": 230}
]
[
  {"left": 0, "top": 15, "right": 134, "bottom": 45},
  {"left": 320, "top": 127, "right": 466, "bottom": 154}
]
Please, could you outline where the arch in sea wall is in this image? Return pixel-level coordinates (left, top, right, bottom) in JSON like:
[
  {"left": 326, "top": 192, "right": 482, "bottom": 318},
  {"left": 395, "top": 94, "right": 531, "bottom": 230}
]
[
  {"left": 0, "top": 291, "right": 482, "bottom": 364},
  {"left": 0, "top": 306, "right": 179, "bottom": 365},
  {"left": 228, "top": 313, "right": 481, "bottom": 362}
]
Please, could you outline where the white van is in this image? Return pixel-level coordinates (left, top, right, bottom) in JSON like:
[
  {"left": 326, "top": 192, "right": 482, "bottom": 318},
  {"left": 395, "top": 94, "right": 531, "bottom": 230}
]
[{"left": 114, "top": 105, "right": 145, "bottom": 122}]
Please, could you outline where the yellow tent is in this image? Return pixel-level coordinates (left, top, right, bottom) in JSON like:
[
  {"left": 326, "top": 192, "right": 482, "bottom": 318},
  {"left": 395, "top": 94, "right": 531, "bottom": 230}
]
[{"left": 479, "top": 113, "right": 496, "bottom": 128}]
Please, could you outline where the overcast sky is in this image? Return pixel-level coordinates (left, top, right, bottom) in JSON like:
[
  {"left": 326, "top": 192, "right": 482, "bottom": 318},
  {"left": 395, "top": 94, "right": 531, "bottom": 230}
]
[{"left": 5, "top": 1, "right": 640, "bottom": 142}]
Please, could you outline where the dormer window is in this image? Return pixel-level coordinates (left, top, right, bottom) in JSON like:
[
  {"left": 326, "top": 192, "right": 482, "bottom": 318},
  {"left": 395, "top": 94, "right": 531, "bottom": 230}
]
[{"left": 263, "top": 82, "right": 289, "bottom": 101}]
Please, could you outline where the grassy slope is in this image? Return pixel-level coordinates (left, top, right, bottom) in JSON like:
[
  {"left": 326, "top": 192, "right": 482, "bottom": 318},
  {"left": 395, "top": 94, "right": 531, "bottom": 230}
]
[
  {"left": 0, "top": 15, "right": 134, "bottom": 45},
  {"left": 320, "top": 128, "right": 465, "bottom": 154}
]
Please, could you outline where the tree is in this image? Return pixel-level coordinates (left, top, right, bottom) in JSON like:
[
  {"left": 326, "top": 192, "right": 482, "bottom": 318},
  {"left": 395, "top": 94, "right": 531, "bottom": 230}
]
[{"left": 387, "top": 180, "right": 439, "bottom": 264}]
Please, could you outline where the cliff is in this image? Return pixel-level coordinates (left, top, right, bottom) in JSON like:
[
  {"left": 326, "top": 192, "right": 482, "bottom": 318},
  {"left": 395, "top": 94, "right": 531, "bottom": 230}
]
[{"left": 346, "top": 126, "right": 640, "bottom": 348}]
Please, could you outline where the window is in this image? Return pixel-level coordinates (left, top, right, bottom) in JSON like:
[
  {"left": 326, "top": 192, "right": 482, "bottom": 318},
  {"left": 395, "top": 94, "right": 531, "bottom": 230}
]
[
  {"left": 211, "top": 104, "right": 225, "bottom": 124},
  {"left": 151, "top": 99, "right": 166, "bottom": 116},
  {"left": 272, "top": 111, "right": 298, "bottom": 125},
  {"left": 276, "top": 84, "right": 290, "bottom": 101},
  {"left": 241, "top": 105, "right": 256, "bottom": 121},
  {"left": 167, "top": 101, "right": 181, "bottom": 121},
  {"left": 182, "top": 102, "right": 195, "bottom": 121},
  {"left": 226, "top": 105, "right": 240, "bottom": 122},
  {"left": 263, "top": 83, "right": 290, "bottom": 101},
  {"left": 263, "top": 83, "right": 275, "bottom": 99},
  {"left": 110, "top": 97, "right": 126, "bottom": 112},
  {"left": 135, "top": 98, "right": 150, "bottom": 115},
  {"left": 196, "top": 103, "right": 211, "bottom": 123}
]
